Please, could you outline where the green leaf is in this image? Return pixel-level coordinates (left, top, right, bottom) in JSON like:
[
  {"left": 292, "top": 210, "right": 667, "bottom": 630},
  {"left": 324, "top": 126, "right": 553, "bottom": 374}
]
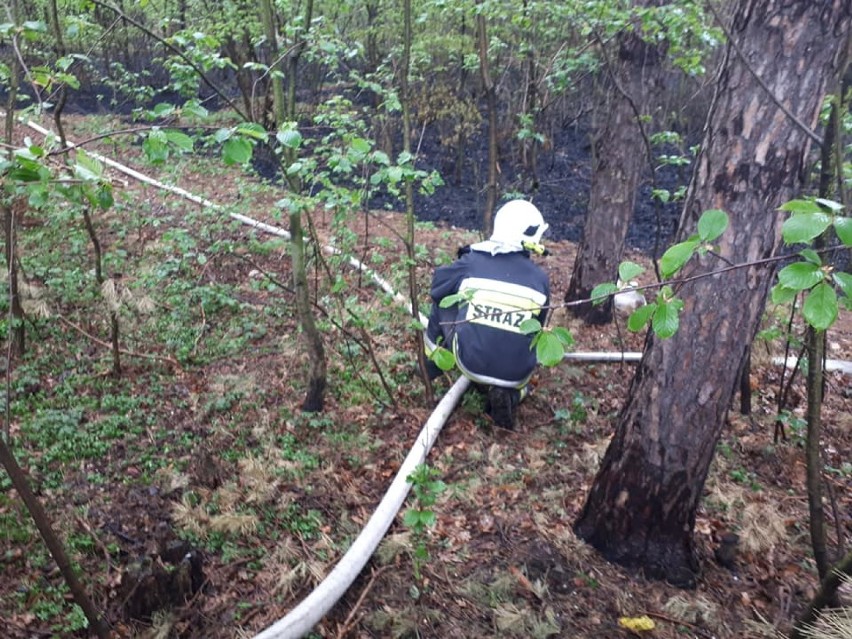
[
  {"left": 431, "top": 347, "right": 455, "bottom": 372},
  {"left": 371, "top": 150, "right": 390, "bottom": 166},
  {"left": 75, "top": 149, "right": 103, "bottom": 178},
  {"left": 222, "top": 138, "right": 252, "bottom": 165},
  {"left": 798, "top": 249, "right": 822, "bottom": 266},
  {"left": 590, "top": 282, "right": 618, "bottom": 305},
  {"left": 627, "top": 303, "right": 655, "bottom": 332},
  {"left": 833, "top": 272, "right": 851, "bottom": 297},
  {"left": 438, "top": 292, "right": 466, "bottom": 309},
  {"left": 73, "top": 161, "right": 100, "bottom": 182},
  {"left": 814, "top": 197, "right": 844, "bottom": 212},
  {"left": 535, "top": 332, "right": 565, "bottom": 367},
  {"left": 770, "top": 285, "right": 798, "bottom": 305},
  {"left": 778, "top": 199, "right": 822, "bottom": 214},
  {"left": 802, "top": 282, "right": 838, "bottom": 330},
  {"left": 152, "top": 102, "right": 175, "bottom": 117},
  {"left": 834, "top": 217, "right": 852, "bottom": 247},
  {"left": 142, "top": 136, "right": 168, "bottom": 164},
  {"left": 8, "top": 166, "right": 44, "bottom": 182},
  {"left": 697, "top": 209, "right": 728, "bottom": 242},
  {"left": 652, "top": 299, "right": 683, "bottom": 338},
  {"left": 427, "top": 480, "right": 447, "bottom": 495},
  {"left": 618, "top": 261, "right": 644, "bottom": 282},
  {"left": 96, "top": 185, "right": 113, "bottom": 210},
  {"left": 777, "top": 262, "right": 824, "bottom": 291},
  {"left": 182, "top": 101, "right": 208, "bottom": 118},
  {"left": 276, "top": 128, "right": 302, "bottom": 149},
  {"left": 551, "top": 326, "right": 574, "bottom": 347},
  {"left": 28, "top": 185, "right": 50, "bottom": 207},
  {"left": 519, "top": 318, "right": 541, "bottom": 335},
  {"left": 387, "top": 166, "right": 403, "bottom": 183},
  {"left": 349, "top": 137, "right": 371, "bottom": 155},
  {"left": 235, "top": 122, "right": 267, "bottom": 141},
  {"left": 659, "top": 239, "right": 699, "bottom": 278},
  {"left": 22, "top": 20, "right": 47, "bottom": 32},
  {"left": 402, "top": 509, "right": 422, "bottom": 527},
  {"left": 782, "top": 213, "right": 832, "bottom": 244},
  {"left": 651, "top": 188, "right": 671, "bottom": 203},
  {"left": 165, "top": 130, "right": 194, "bottom": 152},
  {"left": 213, "top": 128, "right": 231, "bottom": 144},
  {"left": 418, "top": 510, "right": 437, "bottom": 527},
  {"left": 57, "top": 72, "right": 80, "bottom": 90}
]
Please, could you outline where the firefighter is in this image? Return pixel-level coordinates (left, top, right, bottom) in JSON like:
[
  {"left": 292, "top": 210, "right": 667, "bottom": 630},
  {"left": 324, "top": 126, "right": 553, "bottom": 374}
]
[{"left": 425, "top": 199, "right": 551, "bottom": 430}]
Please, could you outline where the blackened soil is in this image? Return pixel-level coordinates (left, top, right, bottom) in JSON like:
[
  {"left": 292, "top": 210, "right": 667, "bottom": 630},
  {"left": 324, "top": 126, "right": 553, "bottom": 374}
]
[
  {"left": 44, "top": 80, "right": 685, "bottom": 254},
  {"left": 396, "top": 123, "right": 683, "bottom": 254}
]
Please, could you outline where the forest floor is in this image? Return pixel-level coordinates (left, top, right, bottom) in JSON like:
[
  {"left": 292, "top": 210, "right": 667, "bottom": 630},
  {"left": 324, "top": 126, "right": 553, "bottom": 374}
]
[{"left": 0, "top": 113, "right": 850, "bottom": 639}]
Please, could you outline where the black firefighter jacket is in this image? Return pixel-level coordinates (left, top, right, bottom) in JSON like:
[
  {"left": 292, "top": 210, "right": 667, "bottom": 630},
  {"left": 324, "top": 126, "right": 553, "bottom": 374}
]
[{"left": 426, "top": 247, "right": 550, "bottom": 388}]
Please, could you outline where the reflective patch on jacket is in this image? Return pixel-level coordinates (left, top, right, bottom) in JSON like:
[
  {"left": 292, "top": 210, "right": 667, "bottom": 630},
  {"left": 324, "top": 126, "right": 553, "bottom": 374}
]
[{"left": 459, "top": 277, "right": 547, "bottom": 334}]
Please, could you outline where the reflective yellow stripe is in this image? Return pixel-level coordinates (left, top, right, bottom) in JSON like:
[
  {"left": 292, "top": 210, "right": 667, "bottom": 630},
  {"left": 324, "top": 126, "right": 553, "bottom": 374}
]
[{"left": 459, "top": 277, "right": 545, "bottom": 334}]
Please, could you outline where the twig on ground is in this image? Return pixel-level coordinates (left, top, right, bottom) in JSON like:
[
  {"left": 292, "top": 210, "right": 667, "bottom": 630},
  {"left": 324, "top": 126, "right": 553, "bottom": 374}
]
[
  {"left": 643, "top": 610, "right": 715, "bottom": 639},
  {"left": 335, "top": 565, "right": 389, "bottom": 639},
  {"left": 192, "top": 303, "right": 206, "bottom": 357},
  {"left": 56, "top": 314, "right": 179, "bottom": 368}
]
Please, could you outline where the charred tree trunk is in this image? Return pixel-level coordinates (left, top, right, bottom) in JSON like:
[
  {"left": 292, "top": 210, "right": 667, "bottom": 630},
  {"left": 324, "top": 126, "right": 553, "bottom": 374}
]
[
  {"left": 566, "top": 2, "right": 666, "bottom": 324},
  {"left": 574, "top": 0, "right": 850, "bottom": 587}
]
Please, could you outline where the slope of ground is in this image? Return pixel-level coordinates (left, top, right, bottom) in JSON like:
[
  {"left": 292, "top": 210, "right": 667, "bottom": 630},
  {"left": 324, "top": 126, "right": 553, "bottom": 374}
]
[{"left": 0, "top": 114, "right": 849, "bottom": 639}]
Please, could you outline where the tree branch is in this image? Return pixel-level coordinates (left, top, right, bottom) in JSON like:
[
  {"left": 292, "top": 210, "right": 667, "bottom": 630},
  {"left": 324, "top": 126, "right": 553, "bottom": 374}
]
[{"left": 89, "top": 0, "right": 249, "bottom": 121}]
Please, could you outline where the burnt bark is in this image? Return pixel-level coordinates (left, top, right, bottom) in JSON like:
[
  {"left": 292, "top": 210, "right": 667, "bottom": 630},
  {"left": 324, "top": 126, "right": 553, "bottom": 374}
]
[
  {"left": 566, "top": 3, "right": 667, "bottom": 324},
  {"left": 575, "top": 0, "right": 851, "bottom": 586}
]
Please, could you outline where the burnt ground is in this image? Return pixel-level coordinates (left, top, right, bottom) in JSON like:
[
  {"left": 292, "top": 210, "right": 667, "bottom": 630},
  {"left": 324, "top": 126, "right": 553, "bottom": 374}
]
[
  {"left": 381, "top": 122, "right": 684, "bottom": 254},
  {"left": 44, "top": 79, "right": 685, "bottom": 253},
  {"left": 0, "top": 113, "right": 850, "bottom": 639}
]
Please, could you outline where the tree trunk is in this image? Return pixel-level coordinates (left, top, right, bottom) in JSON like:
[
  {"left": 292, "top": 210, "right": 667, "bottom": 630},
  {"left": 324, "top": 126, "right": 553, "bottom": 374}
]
[
  {"left": 566, "top": 2, "right": 666, "bottom": 325},
  {"left": 574, "top": 0, "right": 850, "bottom": 587},
  {"left": 803, "top": 63, "right": 850, "bottom": 582},
  {"left": 401, "top": 0, "right": 433, "bottom": 400},
  {"left": 453, "top": 14, "right": 469, "bottom": 187},
  {"left": 4, "top": 0, "right": 25, "bottom": 358},
  {"left": 2, "top": 203, "right": 24, "bottom": 359},
  {"left": 804, "top": 324, "right": 829, "bottom": 578},
  {"left": 290, "top": 210, "right": 326, "bottom": 412},
  {"left": 520, "top": 0, "right": 538, "bottom": 186},
  {"left": 286, "top": 0, "right": 313, "bottom": 122},
  {"left": 476, "top": 1, "right": 498, "bottom": 235},
  {"left": 258, "top": 0, "right": 286, "bottom": 126}
]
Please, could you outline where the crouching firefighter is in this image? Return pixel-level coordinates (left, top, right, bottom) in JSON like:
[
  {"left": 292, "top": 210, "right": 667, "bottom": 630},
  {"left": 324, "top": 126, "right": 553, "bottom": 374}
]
[{"left": 424, "top": 199, "right": 551, "bottom": 430}]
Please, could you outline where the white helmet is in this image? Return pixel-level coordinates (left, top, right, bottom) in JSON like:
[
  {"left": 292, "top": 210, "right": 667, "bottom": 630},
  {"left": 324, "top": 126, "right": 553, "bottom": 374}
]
[{"left": 490, "top": 199, "right": 549, "bottom": 249}]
